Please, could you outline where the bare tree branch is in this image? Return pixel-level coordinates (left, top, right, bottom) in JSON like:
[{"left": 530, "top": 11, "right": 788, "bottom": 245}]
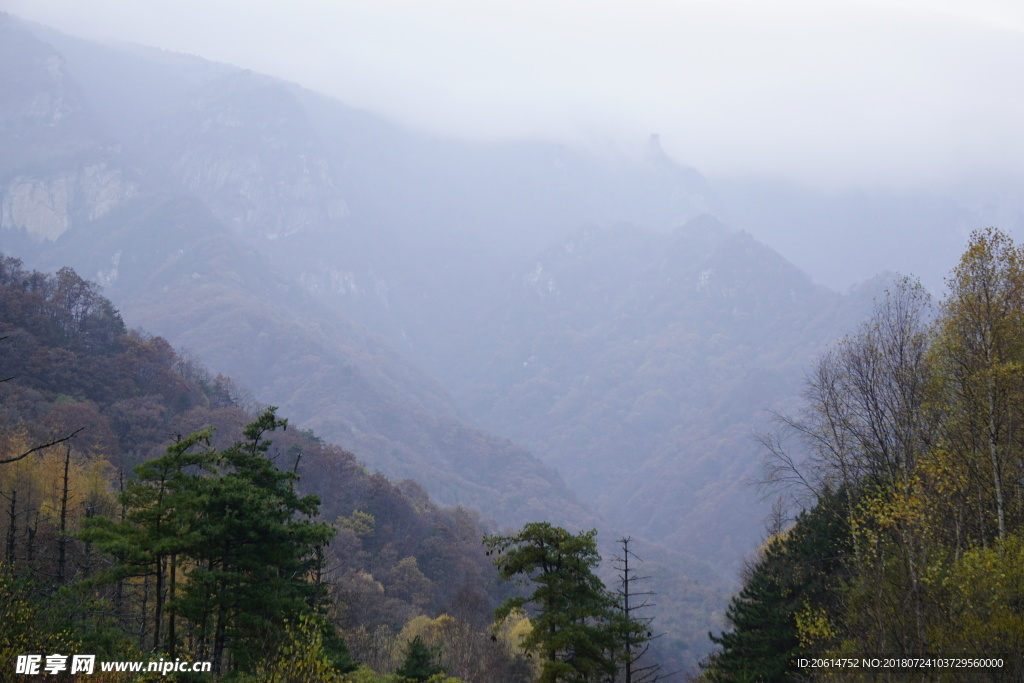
[{"left": 0, "top": 427, "right": 84, "bottom": 465}]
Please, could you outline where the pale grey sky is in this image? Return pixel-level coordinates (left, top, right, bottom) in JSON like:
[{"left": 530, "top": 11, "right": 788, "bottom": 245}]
[{"left": 7, "top": 0, "right": 1024, "bottom": 189}]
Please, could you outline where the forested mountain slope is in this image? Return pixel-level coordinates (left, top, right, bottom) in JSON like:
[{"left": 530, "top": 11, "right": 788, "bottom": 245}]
[
  {"left": 13, "top": 16, "right": 870, "bottom": 564},
  {"left": 1, "top": 13, "right": 905, "bottom": 669},
  {"left": 703, "top": 229, "right": 1024, "bottom": 680},
  {"left": 432, "top": 218, "right": 881, "bottom": 566},
  {"left": 0, "top": 255, "right": 538, "bottom": 679},
  {"left": 0, "top": 13, "right": 595, "bottom": 535}
]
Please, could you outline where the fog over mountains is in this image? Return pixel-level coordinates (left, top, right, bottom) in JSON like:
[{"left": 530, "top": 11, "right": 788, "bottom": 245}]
[{"left": 3, "top": 12, "right": 1020, "bottom": 666}]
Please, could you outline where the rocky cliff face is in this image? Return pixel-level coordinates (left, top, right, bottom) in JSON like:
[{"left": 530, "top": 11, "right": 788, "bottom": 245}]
[
  {"left": 0, "top": 15, "right": 138, "bottom": 244},
  {"left": 2, "top": 163, "right": 137, "bottom": 241},
  {"left": 143, "top": 72, "right": 349, "bottom": 241}
]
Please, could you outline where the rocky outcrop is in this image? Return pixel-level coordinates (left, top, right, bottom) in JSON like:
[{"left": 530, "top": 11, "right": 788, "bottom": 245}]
[
  {"left": 147, "top": 74, "right": 349, "bottom": 241},
  {"left": 1, "top": 163, "right": 137, "bottom": 241}
]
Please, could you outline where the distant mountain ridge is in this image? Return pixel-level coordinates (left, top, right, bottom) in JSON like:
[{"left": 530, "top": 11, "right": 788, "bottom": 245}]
[
  {"left": 416, "top": 217, "right": 880, "bottom": 564},
  {"left": 0, "top": 12, "right": 594, "bottom": 535},
  {"left": 1, "top": 12, "right": 893, "bottom": 666},
  {"left": 0, "top": 253, "right": 539, "bottom": 678}
]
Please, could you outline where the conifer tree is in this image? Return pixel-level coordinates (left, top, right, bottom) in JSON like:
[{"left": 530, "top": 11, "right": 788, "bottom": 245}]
[
  {"left": 706, "top": 494, "right": 849, "bottom": 681},
  {"left": 183, "top": 409, "right": 336, "bottom": 673},
  {"left": 395, "top": 634, "right": 445, "bottom": 682},
  {"left": 81, "top": 427, "right": 216, "bottom": 653},
  {"left": 485, "top": 523, "right": 619, "bottom": 683},
  {"left": 83, "top": 409, "right": 341, "bottom": 675}
]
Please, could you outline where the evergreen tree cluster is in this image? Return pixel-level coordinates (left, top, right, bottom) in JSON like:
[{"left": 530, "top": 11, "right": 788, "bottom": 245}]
[
  {"left": 82, "top": 408, "right": 345, "bottom": 675},
  {"left": 705, "top": 494, "right": 849, "bottom": 681}
]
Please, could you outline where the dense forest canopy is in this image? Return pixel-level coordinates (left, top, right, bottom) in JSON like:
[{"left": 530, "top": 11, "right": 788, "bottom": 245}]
[{"left": 702, "top": 228, "right": 1024, "bottom": 681}]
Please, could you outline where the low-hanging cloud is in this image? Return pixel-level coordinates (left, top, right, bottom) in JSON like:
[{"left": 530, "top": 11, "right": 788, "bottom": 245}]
[{"left": 8, "top": 0, "right": 1024, "bottom": 188}]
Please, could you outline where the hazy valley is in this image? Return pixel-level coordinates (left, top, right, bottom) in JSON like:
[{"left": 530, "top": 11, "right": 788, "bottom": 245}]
[{"left": 3, "top": 11, "right": 1023, "bottom": 677}]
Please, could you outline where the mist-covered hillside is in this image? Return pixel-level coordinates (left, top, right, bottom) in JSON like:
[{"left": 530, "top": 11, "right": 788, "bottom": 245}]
[
  {"left": 1, "top": 12, "right": 932, "bottom": 668},
  {"left": 0, "top": 13, "right": 594, "bottom": 535},
  {"left": 425, "top": 217, "right": 882, "bottom": 565},
  {"left": 0, "top": 255, "right": 551, "bottom": 680}
]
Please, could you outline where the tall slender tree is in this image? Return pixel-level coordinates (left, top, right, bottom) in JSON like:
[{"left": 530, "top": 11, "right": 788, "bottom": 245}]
[
  {"left": 932, "top": 227, "right": 1024, "bottom": 546},
  {"left": 82, "top": 427, "right": 216, "bottom": 652},
  {"left": 609, "top": 537, "right": 661, "bottom": 683},
  {"left": 485, "top": 523, "right": 619, "bottom": 683}
]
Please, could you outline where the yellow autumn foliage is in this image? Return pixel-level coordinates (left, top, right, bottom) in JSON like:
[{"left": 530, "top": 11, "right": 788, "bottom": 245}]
[
  {"left": 931, "top": 531, "right": 1024, "bottom": 655},
  {"left": 254, "top": 613, "right": 345, "bottom": 683}
]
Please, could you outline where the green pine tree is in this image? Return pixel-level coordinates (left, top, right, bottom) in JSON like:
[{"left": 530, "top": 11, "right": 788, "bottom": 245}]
[
  {"left": 705, "top": 493, "right": 849, "bottom": 682},
  {"left": 185, "top": 409, "right": 337, "bottom": 673},
  {"left": 83, "top": 409, "right": 341, "bottom": 676},
  {"left": 81, "top": 427, "right": 216, "bottom": 655},
  {"left": 395, "top": 635, "right": 444, "bottom": 682},
  {"left": 484, "top": 523, "right": 620, "bottom": 683}
]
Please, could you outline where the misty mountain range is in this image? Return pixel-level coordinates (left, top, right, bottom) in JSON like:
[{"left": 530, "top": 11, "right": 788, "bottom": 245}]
[{"left": 1, "top": 12, "right": 1007, "bottom": 664}]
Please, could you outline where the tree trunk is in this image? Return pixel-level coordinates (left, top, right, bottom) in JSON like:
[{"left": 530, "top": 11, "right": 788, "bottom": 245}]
[
  {"left": 58, "top": 446, "right": 71, "bottom": 585},
  {"left": 5, "top": 489, "right": 16, "bottom": 563}
]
